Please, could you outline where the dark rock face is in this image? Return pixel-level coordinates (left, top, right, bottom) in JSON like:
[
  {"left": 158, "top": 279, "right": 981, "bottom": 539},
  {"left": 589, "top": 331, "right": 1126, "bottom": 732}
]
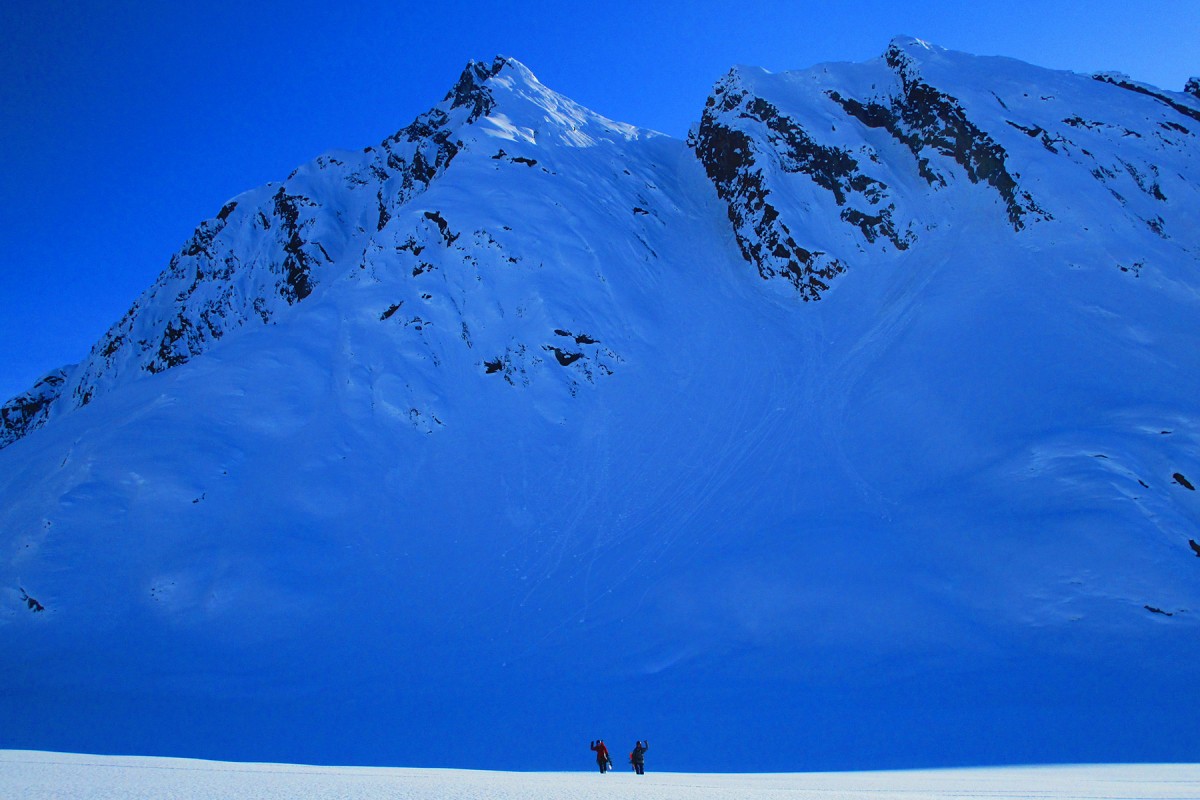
[
  {"left": 443, "top": 57, "right": 508, "bottom": 124},
  {"left": 855, "top": 43, "right": 1049, "bottom": 230},
  {"left": 1092, "top": 73, "right": 1200, "bottom": 126},
  {"left": 0, "top": 57, "right": 518, "bottom": 450},
  {"left": 368, "top": 106, "right": 463, "bottom": 213},
  {"left": 273, "top": 189, "right": 321, "bottom": 304},
  {"left": 137, "top": 187, "right": 330, "bottom": 376},
  {"left": 689, "top": 43, "right": 1058, "bottom": 300},
  {"left": 691, "top": 78, "right": 847, "bottom": 301},
  {"left": 0, "top": 370, "right": 67, "bottom": 449},
  {"left": 745, "top": 96, "right": 911, "bottom": 250}
]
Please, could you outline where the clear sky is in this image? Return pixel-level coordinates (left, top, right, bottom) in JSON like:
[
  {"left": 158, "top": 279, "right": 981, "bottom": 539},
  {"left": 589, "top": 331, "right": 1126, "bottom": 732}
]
[{"left": 1, "top": 0, "right": 1197, "bottom": 401}]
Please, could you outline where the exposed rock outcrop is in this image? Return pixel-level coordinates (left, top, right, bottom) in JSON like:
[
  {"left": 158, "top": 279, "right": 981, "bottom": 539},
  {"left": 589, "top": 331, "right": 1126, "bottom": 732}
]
[{"left": 0, "top": 369, "right": 68, "bottom": 449}]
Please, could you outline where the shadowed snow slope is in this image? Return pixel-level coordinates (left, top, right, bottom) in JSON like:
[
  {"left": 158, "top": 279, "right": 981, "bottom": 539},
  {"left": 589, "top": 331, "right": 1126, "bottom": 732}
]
[{"left": 1, "top": 41, "right": 1199, "bottom": 771}]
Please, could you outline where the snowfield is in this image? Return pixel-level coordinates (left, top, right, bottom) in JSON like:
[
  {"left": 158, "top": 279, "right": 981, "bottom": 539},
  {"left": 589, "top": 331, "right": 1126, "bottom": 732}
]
[{"left": 2, "top": 752, "right": 1199, "bottom": 800}]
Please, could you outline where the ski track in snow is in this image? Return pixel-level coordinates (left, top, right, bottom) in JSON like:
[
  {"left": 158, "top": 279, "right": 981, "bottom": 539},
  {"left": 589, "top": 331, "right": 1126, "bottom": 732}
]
[{"left": 3, "top": 752, "right": 1199, "bottom": 800}]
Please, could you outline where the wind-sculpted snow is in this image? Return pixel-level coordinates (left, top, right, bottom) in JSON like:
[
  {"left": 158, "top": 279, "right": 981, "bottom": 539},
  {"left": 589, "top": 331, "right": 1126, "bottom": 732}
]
[{"left": 2, "top": 40, "right": 1200, "bottom": 772}]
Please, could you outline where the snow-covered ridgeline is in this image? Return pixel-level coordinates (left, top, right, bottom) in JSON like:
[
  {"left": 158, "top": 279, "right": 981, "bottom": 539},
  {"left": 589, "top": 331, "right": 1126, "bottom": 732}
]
[
  {"left": 4, "top": 39, "right": 1199, "bottom": 448},
  {"left": 0, "top": 56, "right": 652, "bottom": 448},
  {"left": 689, "top": 36, "right": 1198, "bottom": 299}
]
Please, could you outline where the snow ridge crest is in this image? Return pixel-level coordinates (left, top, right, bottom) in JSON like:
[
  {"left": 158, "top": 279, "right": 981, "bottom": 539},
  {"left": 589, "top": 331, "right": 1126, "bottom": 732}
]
[{"left": 3, "top": 40, "right": 1199, "bottom": 450}]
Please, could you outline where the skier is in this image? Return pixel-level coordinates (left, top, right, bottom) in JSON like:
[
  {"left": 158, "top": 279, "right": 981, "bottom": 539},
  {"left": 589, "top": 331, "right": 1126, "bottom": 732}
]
[
  {"left": 590, "top": 739, "right": 611, "bottom": 773},
  {"left": 631, "top": 740, "right": 648, "bottom": 775}
]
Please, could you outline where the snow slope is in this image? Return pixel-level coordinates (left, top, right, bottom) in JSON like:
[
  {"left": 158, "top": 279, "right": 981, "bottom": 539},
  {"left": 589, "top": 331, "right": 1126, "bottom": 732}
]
[
  {"left": 1, "top": 40, "right": 1198, "bottom": 770},
  {"left": 3, "top": 751, "right": 1199, "bottom": 800}
]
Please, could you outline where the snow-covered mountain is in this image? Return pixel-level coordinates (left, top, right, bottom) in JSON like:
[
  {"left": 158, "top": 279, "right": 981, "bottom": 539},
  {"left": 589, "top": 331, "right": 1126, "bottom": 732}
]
[{"left": 2, "top": 39, "right": 1198, "bottom": 771}]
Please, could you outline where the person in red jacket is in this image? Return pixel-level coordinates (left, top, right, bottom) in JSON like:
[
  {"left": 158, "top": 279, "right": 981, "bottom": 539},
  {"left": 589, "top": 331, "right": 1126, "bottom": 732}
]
[{"left": 589, "top": 739, "right": 611, "bottom": 773}]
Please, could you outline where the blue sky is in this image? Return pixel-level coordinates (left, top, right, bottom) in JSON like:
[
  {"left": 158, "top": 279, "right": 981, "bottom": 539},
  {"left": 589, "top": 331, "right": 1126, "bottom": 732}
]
[{"left": 1, "top": 0, "right": 1197, "bottom": 401}]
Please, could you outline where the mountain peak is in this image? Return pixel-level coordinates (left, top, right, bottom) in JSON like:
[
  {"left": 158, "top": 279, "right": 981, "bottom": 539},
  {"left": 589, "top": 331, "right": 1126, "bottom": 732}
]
[
  {"left": 443, "top": 56, "right": 546, "bottom": 112},
  {"left": 884, "top": 34, "right": 945, "bottom": 66},
  {"left": 434, "top": 54, "right": 637, "bottom": 143},
  {"left": 887, "top": 34, "right": 940, "bottom": 53},
  {"left": 443, "top": 56, "right": 515, "bottom": 123}
]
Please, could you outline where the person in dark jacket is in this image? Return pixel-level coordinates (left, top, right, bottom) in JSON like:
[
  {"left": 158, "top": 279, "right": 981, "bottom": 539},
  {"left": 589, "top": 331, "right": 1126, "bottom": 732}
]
[
  {"left": 631, "top": 740, "right": 648, "bottom": 775},
  {"left": 590, "top": 739, "right": 611, "bottom": 773}
]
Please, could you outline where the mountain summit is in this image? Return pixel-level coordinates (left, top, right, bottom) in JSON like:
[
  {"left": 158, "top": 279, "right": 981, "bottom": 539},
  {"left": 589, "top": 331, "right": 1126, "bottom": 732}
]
[
  {"left": 1, "top": 55, "right": 655, "bottom": 447},
  {"left": 1, "top": 42, "right": 1198, "bottom": 770}
]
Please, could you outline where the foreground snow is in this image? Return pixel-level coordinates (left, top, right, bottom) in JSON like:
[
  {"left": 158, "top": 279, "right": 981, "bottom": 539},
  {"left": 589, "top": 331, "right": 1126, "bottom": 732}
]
[{"left": 3, "top": 751, "right": 1199, "bottom": 800}]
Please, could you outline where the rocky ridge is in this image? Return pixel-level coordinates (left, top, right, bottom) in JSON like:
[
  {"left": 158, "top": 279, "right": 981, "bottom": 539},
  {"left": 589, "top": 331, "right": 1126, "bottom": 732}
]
[{"left": 4, "top": 40, "right": 1199, "bottom": 448}]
